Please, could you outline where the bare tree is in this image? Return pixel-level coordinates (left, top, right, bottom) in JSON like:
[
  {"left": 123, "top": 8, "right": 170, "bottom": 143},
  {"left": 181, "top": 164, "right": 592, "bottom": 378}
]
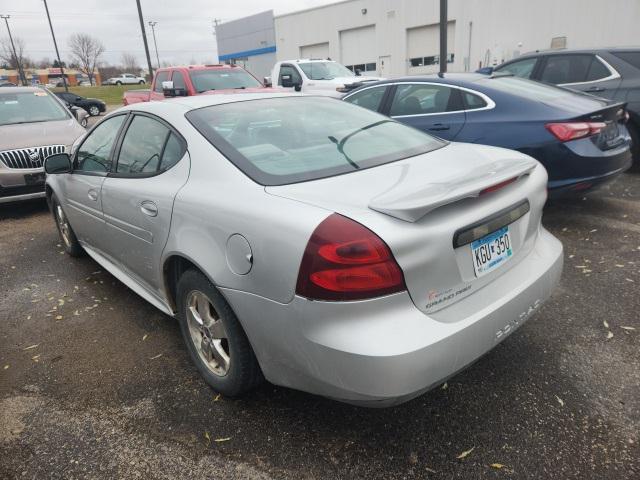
[
  {"left": 68, "top": 33, "right": 105, "bottom": 85},
  {"left": 0, "top": 36, "right": 29, "bottom": 69},
  {"left": 37, "top": 57, "right": 52, "bottom": 69},
  {"left": 120, "top": 52, "right": 139, "bottom": 73}
]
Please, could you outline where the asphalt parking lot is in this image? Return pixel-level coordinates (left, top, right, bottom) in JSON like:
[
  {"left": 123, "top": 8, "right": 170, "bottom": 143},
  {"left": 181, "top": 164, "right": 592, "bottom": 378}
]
[{"left": 1, "top": 173, "right": 638, "bottom": 479}]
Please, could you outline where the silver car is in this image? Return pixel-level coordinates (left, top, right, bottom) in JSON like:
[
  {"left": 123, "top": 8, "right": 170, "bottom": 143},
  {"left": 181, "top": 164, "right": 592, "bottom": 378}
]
[
  {"left": 0, "top": 87, "right": 86, "bottom": 204},
  {"left": 43, "top": 94, "right": 563, "bottom": 406}
]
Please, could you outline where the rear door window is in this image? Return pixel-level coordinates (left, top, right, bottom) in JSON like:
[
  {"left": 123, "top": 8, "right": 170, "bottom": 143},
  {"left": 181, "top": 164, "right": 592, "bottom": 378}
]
[
  {"left": 462, "top": 91, "right": 488, "bottom": 110},
  {"left": 172, "top": 71, "right": 187, "bottom": 90},
  {"left": 389, "top": 84, "right": 462, "bottom": 116},
  {"left": 611, "top": 51, "right": 640, "bottom": 70},
  {"left": 344, "top": 86, "right": 387, "bottom": 112},
  {"left": 278, "top": 65, "right": 302, "bottom": 86},
  {"left": 539, "top": 55, "right": 593, "bottom": 84}
]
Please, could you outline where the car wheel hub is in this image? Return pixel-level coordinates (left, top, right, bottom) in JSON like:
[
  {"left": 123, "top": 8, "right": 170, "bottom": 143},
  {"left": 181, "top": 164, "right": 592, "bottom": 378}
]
[
  {"left": 186, "top": 290, "right": 230, "bottom": 376},
  {"left": 56, "top": 205, "right": 72, "bottom": 247}
]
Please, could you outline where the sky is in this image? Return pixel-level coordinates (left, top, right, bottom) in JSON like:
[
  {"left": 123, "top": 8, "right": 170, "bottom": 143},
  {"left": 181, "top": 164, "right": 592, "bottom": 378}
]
[{"left": 1, "top": 0, "right": 332, "bottom": 67}]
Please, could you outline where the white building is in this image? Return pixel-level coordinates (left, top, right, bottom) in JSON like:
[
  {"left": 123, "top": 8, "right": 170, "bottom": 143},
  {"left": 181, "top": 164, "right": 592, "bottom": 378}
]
[{"left": 217, "top": 0, "right": 639, "bottom": 79}]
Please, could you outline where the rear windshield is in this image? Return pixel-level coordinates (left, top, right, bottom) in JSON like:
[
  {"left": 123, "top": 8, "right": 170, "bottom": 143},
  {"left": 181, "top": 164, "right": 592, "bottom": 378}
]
[
  {"left": 189, "top": 69, "right": 262, "bottom": 93},
  {"left": 186, "top": 96, "right": 444, "bottom": 185},
  {"left": 0, "top": 90, "right": 70, "bottom": 126},
  {"left": 480, "top": 76, "right": 575, "bottom": 100}
]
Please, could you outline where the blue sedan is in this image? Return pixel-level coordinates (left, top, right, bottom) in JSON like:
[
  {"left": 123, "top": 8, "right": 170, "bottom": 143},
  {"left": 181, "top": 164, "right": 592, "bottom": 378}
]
[{"left": 343, "top": 73, "right": 632, "bottom": 195}]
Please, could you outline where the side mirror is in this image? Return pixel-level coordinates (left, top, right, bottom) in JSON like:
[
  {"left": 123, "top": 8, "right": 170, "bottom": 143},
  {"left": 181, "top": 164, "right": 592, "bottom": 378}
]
[
  {"left": 294, "top": 84, "right": 302, "bottom": 92},
  {"left": 44, "top": 153, "right": 72, "bottom": 174},
  {"left": 162, "top": 80, "right": 187, "bottom": 97},
  {"left": 263, "top": 76, "right": 272, "bottom": 87}
]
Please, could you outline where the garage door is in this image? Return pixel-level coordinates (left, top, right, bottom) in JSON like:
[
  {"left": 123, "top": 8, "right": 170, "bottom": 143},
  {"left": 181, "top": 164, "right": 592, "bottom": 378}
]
[
  {"left": 340, "top": 25, "right": 377, "bottom": 74},
  {"left": 299, "top": 42, "right": 330, "bottom": 60},
  {"left": 407, "top": 21, "right": 455, "bottom": 72}
]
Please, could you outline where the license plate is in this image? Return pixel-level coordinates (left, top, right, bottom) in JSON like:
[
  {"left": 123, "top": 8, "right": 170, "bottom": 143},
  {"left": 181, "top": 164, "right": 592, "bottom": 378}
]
[
  {"left": 24, "top": 172, "right": 46, "bottom": 185},
  {"left": 471, "top": 226, "right": 513, "bottom": 277}
]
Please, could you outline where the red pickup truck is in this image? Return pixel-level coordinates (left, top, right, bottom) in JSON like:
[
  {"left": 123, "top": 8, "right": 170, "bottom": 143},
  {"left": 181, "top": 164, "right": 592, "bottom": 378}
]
[{"left": 123, "top": 64, "right": 275, "bottom": 105}]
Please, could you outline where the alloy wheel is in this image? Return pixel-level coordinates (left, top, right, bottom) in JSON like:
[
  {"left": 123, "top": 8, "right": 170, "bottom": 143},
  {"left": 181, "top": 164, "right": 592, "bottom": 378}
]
[
  {"left": 56, "top": 204, "right": 72, "bottom": 247},
  {"left": 89, "top": 106, "right": 100, "bottom": 116},
  {"left": 186, "top": 290, "right": 230, "bottom": 376}
]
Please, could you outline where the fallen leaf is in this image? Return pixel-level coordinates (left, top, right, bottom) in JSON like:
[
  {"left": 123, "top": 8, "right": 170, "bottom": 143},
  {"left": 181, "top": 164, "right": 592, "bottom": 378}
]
[
  {"left": 3, "top": 364, "right": 8, "bottom": 370},
  {"left": 607, "top": 331, "right": 614, "bottom": 340},
  {"left": 23, "top": 344, "right": 39, "bottom": 351},
  {"left": 149, "top": 353, "right": 163, "bottom": 360},
  {"left": 625, "top": 278, "right": 634, "bottom": 283},
  {"left": 142, "top": 334, "right": 148, "bottom": 341},
  {"left": 213, "top": 393, "right": 221, "bottom": 402},
  {"left": 620, "top": 326, "right": 636, "bottom": 331},
  {"left": 58, "top": 299, "right": 65, "bottom": 306},
  {"left": 615, "top": 264, "right": 625, "bottom": 268},
  {"left": 425, "top": 467, "right": 437, "bottom": 474},
  {"left": 603, "top": 320, "right": 609, "bottom": 328},
  {"left": 457, "top": 447, "right": 475, "bottom": 459},
  {"left": 55, "top": 315, "right": 63, "bottom": 320},
  {"left": 490, "top": 463, "right": 505, "bottom": 469},
  {"left": 555, "top": 395, "right": 564, "bottom": 407},
  {"left": 214, "top": 437, "right": 232, "bottom": 443},
  {"left": 73, "top": 310, "right": 80, "bottom": 316},
  {"left": 32, "top": 355, "right": 40, "bottom": 361},
  {"left": 441, "top": 382, "right": 448, "bottom": 390},
  {"left": 204, "top": 431, "right": 211, "bottom": 445}
]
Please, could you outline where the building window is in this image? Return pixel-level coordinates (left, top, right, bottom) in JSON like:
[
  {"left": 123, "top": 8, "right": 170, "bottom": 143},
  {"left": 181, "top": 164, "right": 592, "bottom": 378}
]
[
  {"left": 345, "top": 63, "right": 377, "bottom": 73},
  {"left": 409, "top": 54, "right": 454, "bottom": 68}
]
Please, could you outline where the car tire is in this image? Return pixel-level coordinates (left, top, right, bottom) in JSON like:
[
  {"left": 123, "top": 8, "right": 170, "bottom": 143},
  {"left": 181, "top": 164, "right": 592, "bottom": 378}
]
[
  {"left": 138, "top": 80, "right": 145, "bottom": 85},
  {"left": 80, "top": 117, "right": 88, "bottom": 128},
  {"left": 116, "top": 81, "right": 122, "bottom": 86},
  {"left": 51, "top": 194, "right": 83, "bottom": 257},
  {"left": 176, "top": 269, "right": 263, "bottom": 397},
  {"left": 628, "top": 122, "right": 640, "bottom": 172},
  {"left": 88, "top": 105, "right": 100, "bottom": 116}
]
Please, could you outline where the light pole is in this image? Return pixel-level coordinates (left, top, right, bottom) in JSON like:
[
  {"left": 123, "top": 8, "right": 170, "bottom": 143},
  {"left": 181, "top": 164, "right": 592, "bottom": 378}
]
[
  {"left": 136, "top": 0, "right": 154, "bottom": 79},
  {"left": 439, "top": 0, "right": 448, "bottom": 74},
  {"left": 148, "top": 21, "right": 160, "bottom": 68},
  {"left": 42, "top": 0, "right": 68, "bottom": 92},
  {"left": 0, "top": 15, "right": 27, "bottom": 86}
]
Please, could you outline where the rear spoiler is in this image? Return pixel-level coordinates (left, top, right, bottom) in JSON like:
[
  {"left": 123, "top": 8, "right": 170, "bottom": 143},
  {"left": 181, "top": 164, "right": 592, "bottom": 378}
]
[{"left": 368, "top": 157, "right": 537, "bottom": 222}]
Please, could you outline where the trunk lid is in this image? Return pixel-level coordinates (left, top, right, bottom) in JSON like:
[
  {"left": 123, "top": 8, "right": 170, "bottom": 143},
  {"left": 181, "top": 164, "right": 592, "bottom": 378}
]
[{"left": 267, "top": 142, "right": 547, "bottom": 315}]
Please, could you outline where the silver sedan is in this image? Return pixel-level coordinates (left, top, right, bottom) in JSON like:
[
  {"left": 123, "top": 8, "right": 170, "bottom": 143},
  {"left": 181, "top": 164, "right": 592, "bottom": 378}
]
[{"left": 43, "top": 93, "right": 563, "bottom": 406}]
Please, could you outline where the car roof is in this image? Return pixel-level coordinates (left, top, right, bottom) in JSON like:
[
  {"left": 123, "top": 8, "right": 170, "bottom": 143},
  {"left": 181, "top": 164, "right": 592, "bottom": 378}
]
[
  {"left": 119, "top": 92, "right": 304, "bottom": 115},
  {"left": 505, "top": 46, "right": 640, "bottom": 60},
  {"left": 351, "top": 73, "right": 491, "bottom": 89}
]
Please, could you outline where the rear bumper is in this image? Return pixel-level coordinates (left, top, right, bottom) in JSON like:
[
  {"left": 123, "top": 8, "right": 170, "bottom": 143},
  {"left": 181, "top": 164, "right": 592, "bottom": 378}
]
[
  {"left": 535, "top": 130, "right": 632, "bottom": 196},
  {"left": 222, "top": 227, "right": 563, "bottom": 407}
]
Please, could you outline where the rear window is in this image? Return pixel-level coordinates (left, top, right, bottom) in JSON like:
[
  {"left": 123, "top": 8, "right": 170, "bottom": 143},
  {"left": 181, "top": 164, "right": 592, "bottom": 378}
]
[
  {"left": 189, "top": 69, "right": 262, "bottom": 93},
  {"left": 186, "top": 96, "right": 444, "bottom": 186},
  {"left": 0, "top": 90, "right": 70, "bottom": 126},
  {"left": 481, "top": 76, "right": 575, "bottom": 101},
  {"left": 611, "top": 51, "right": 640, "bottom": 70}
]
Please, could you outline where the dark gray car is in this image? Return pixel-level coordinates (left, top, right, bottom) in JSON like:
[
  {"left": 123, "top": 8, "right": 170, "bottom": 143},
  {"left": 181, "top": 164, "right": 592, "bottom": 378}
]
[{"left": 488, "top": 48, "right": 640, "bottom": 165}]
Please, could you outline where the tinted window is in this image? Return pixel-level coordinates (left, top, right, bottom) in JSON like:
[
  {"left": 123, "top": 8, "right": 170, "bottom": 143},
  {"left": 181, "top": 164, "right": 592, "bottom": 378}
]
[
  {"left": 344, "top": 86, "right": 387, "bottom": 112},
  {"left": 480, "top": 76, "right": 580, "bottom": 101},
  {"left": 497, "top": 57, "right": 537, "bottom": 78},
  {"left": 540, "top": 55, "right": 592, "bottom": 84},
  {"left": 117, "top": 116, "right": 171, "bottom": 174},
  {"left": 189, "top": 69, "right": 261, "bottom": 93},
  {"left": 611, "top": 51, "right": 640, "bottom": 70},
  {"left": 186, "top": 97, "right": 444, "bottom": 186},
  {"left": 278, "top": 65, "right": 302, "bottom": 86},
  {"left": 76, "top": 115, "right": 126, "bottom": 173},
  {"left": 586, "top": 58, "right": 611, "bottom": 81},
  {"left": 390, "top": 84, "right": 461, "bottom": 116},
  {"left": 298, "top": 62, "right": 355, "bottom": 80},
  {"left": 172, "top": 72, "right": 187, "bottom": 90},
  {"left": 154, "top": 71, "right": 169, "bottom": 92},
  {"left": 463, "top": 91, "right": 488, "bottom": 110}
]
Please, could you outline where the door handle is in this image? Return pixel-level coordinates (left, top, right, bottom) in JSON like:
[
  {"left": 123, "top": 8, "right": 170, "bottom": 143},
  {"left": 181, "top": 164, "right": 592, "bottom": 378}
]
[
  {"left": 429, "top": 123, "right": 450, "bottom": 131},
  {"left": 140, "top": 201, "right": 158, "bottom": 217},
  {"left": 586, "top": 86, "right": 605, "bottom": 93},
  {"left": 87, "top": 189, "right": 98, "bottom": 201}
]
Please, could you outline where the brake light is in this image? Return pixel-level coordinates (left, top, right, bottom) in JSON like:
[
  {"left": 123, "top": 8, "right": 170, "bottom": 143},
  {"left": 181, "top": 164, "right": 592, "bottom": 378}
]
[
  {"left": 296, "top": 214, "right": 406, "bottom": 301},
  {"left": 545, "top": 122, "right": 607, "bottom": 142},
  {"left": 480, "top": 177, "right": 518, "bottom": 195}
]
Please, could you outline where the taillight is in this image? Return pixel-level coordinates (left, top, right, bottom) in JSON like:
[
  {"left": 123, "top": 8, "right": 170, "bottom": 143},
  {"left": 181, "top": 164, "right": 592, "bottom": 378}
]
[
  {"left": 296, "top": 214, "right": 406, "bottom": 301},
  {"left": 545, "top": 122, "right": 607, "bottom": 142},
  {"left": 479, "top": 177, "right": 518, "bottom": 195}
]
